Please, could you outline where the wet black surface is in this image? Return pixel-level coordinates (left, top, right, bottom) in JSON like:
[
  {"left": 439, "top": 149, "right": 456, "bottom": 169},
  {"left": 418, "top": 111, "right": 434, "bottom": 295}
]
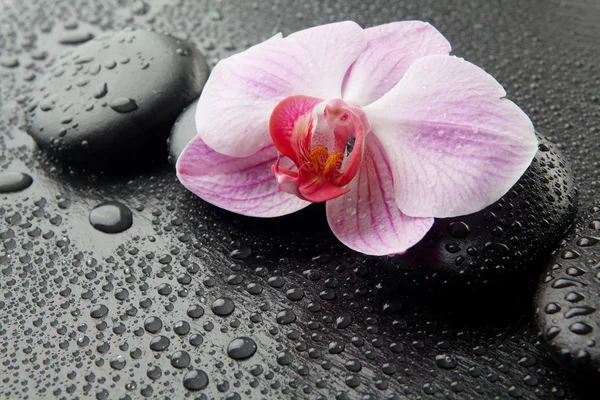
[
  {"left": 535, "top": 202, "right": 600, "bottom": 382},
  {"left": 1, "top": 0, "right": 599, "bottom": 399}
]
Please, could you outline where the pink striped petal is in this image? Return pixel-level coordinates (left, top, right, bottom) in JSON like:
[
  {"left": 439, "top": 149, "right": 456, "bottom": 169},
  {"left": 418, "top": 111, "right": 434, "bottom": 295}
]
[
  {"left": 176, "top": 135, "right": 310, "bottom": 217},
  {"left": 365, "top": 55, "right": 538, "bottom": 219},
  {"left": 326, "top": 135, "right": 434, "bottom": 256},
  {"left": 196, "top": 21, "right": 366, "bottom": 158},
  {"left": 342, "top": 21, "right": 451, "bottom": 106}
]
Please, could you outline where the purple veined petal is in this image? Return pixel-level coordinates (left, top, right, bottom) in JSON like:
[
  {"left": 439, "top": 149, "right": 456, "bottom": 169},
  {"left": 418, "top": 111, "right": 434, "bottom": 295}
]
[
  {"left": 176, "top": 135, "right": 310, "bottom": 217},
  {"left": 342, "top": 21, "right": 451, "bottom": 107},
  {"left": 196, "top": 21, "right": 366, "bottom": 158},
  {"left": 326, "top": 135, "right": 434, "bottom": 256},
  {"left": 364, "top": 54, "right": 538, "bottom": 219}
]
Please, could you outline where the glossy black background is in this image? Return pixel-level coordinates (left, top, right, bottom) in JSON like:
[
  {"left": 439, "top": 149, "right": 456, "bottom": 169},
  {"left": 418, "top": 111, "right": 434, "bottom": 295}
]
[{"left": 1, "top": 0, "right": 599, "bottom": 399}]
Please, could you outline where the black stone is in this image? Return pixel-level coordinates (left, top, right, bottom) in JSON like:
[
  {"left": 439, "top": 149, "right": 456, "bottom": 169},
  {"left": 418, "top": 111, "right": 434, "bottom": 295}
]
[
  {"left": 28, "top": 29, "right": 209, "bottom": 169},
  {"left": 385, "top": 136, "right": 578, "bottom": 295},
  {"left": 535, "top": 202, "right": 600, "bottom": 380},
  {"left": 167, "top": 99, "right": 197, "bottom": 165}
]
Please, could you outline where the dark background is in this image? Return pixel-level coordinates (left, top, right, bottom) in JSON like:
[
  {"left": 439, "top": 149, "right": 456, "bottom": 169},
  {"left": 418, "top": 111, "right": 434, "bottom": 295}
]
[{"left": 1, "top": 0, "right": 599, "bottom": 399}]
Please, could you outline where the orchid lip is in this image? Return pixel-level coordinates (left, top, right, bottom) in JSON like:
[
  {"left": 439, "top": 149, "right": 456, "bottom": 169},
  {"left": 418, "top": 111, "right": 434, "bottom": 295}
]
[{"left": 269, "top": 95, "right": 369, "bottom": 203}]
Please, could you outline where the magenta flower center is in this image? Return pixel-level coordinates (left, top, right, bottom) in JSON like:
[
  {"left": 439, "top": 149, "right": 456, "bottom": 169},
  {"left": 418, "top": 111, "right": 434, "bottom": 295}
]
[{"left": 269, "top": 95, "right": 369, "bottom": 203}]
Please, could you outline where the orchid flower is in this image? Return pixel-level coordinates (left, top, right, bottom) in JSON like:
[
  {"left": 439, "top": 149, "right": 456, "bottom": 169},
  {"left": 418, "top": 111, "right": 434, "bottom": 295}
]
[{"left": 176, "top": 21, "right": 537, "bottom": 256}]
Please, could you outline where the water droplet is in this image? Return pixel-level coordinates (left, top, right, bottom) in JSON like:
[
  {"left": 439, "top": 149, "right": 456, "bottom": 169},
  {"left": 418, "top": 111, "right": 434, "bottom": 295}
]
[
  {"left": 335, "top": 313, "right": 352, "bottom": 329},
  {"left": 276, "top": 310, "right": 296, "bottom": 325},
  {"left": 546, "top": 326, "right": 561, "bottom": 339},
  {"left": 551, "top": 279, "right": 579, "bottom": 289},
  {"left": 230, "top": 246, "right": 251, "bottom": 259},
  {"left": 565, "top": 306, "right": 596, "bottom": 318},
  {"left": 89, "top": 201, "right": 133, "bottom": 233},
  {"left": 170, "top": 351, "right": 191, "bottom": 368},
  {"left": 189, "top": 334, "right": 204, "bottom": 347},
  {"left": 345, "top": 359, "right": 362, "bottom": 372},
  {"left": 183, "top": 370, "right": 209, "bottom": 391},
  {"left": 435, "top": 353, "right": 458, "bottom": 369},
  {"left": 109, "top": 97, "right": 138, "bottom": 113},
  {"left": 328, "top": 341, "right": 345, "bottom": 354},
  {"left": 447, "top": 221, "right": 470, "bottom": 238},
  {"left": 211, "top": 298, "right": 235, "bottom": 316},
  {"left": 285, "top": 287, "right": 304, "bottom": 301},
  {"left": 565, "top": 291, "right": 585, "bottom": 303},
  {"left": 149, "top": 335, "right": 170, "bottom": 351},
  {"left": 227, "top": 337, "right": 257, "bottom": 360},
  {"left": 187, "top": 304, "right": 205, "bottom": 319},
  {"left": 90, "top": 304, "right": 109, "bottom": 318},
  {"left": 0, "top": 172, "right": 33, "bottom": 193},
  {"left": 59, "top": 32, "right": 94, "bottom": 45},
  {"left": 345, "top": 375, "right": 361, "bottom": 388},
  {"left": 147, "top": 366, "right": 162, "bottom": 380},
  {"left": 174, "top": 320, "right": 190, "bottom": 335},
  {"left": 561, "top": 250, "right": 580, "bottom": 259},
  {"left": 93, "top": 82, "right": 108, "bottom": 99},
  {"left": 544, "top": 302, "right": 561, "bottom": 314},
  {"left": 577, "top": 236, "right": 599, "bottom": 247},
  {"left": 566, "top": 267, "right": 585, "bottom": 276},
  {"left": 276, "top": 351, "right": 293, "bottom": 365},
  {"left": 144, "top": 317, "right": 163, "bottom": 333},
  {"left": 110, "top": 355, "right": 126, "bottom": 370},
  {"left": 569, "top": 322, "right": 593, "bottom": 335}
]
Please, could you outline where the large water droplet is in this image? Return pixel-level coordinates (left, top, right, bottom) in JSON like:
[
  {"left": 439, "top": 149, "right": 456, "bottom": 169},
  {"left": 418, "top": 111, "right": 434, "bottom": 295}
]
[
  {"left": 170, "top": 351, "right": 191, "bottom": 368},
  {"left": 149, "top": 335, "right": 170, "bottom": 351},
  {"left": 109, "top": 97, "right": 138, "bottom": 113},
  {"left": 0, "top": 172, "right": 33, "bottom": 193},
  {"left": 447, "top": 221, "right": 470, "bottom": 238},
  {"left": 58, "top": 31, "right": 94, "bottom": 45},
  {"left": 227, "top": 337, "right": 257, "bottom": 360},
  {"left": 93, "top": 82, "right": 108, "bottom": 99},
  {"left": 89, "top": 201, "right": 133, "bottom": 233},
  {"left": 90, "top": 304, "right": 109, "bottom": 318},
  {"left": 211, "top": 298, "right": 235, "bottom": 316},
  {"left": 183, "top": 369, "right": 209, "bottom": 391},
  {"left": 144, "top": 317, "right": 163, "bottom": 333},
  {"left": 435, "top": 353, "right": 458, "bottom": 369},
  {"left": 276, "top": 310, "right": 296, "bottom": 325},
  {"left": 276, "top": 351, "right": 293, "bottom": 365}
]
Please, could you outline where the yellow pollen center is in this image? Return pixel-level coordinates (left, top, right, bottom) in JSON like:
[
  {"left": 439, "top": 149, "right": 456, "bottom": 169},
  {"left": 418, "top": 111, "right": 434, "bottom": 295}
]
[{"left": 310, "top": 145, "right": 344, "bottom": 178}]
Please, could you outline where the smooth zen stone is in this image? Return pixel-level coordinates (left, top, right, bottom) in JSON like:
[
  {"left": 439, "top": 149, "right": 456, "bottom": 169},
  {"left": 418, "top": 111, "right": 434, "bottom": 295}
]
[
  {"left": 167, "top": 99, "right": 197, "bottom": 164},
  {"left": 386, "top": 136, "right": 577, "bottom": 294},
  {"left": 0, "top": 172, "right": 33, "bottom": 193},
  {"left": 535, "top": 202, "right": 600, "bottom": 380},
  {"left": 28, "top": 29, "right": 209, "bottom": 169},
  {"left": 89, "top": 201, "right": 133, "bottom": 233}
]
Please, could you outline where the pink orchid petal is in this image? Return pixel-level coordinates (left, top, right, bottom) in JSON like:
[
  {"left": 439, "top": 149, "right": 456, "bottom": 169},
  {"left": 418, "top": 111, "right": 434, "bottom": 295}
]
[
  {"left": 342, "top": 21, "right": 451, "bottom": 106},
  {"left": 364, "top": 55, "right": 538, "bottom": 219},
  {"left": 196, "top": 21, "right": 366, "bottom": 158},
  {"left": 270, "top": 95, "right": 322, "bottom": 166},
  {"left": 177, "top": 135, "right": 310, "bottom": 217},
  {"left": 326, "top": 135, "right": 434, "bottom": 256}
]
